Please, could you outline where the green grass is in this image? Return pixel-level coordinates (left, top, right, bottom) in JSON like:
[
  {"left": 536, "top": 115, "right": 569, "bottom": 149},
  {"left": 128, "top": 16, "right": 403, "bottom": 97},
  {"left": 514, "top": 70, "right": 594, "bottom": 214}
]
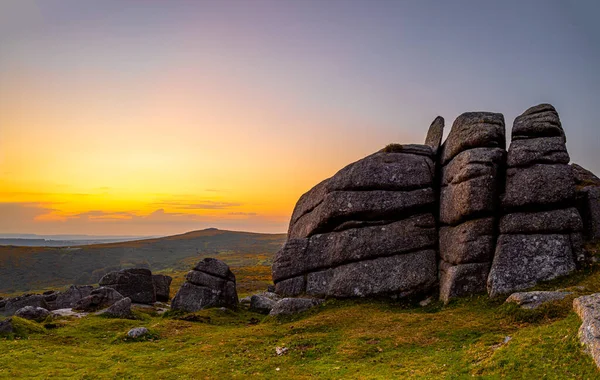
[{"left": 2, "top": 244, "right": 600, "bottom": 378}]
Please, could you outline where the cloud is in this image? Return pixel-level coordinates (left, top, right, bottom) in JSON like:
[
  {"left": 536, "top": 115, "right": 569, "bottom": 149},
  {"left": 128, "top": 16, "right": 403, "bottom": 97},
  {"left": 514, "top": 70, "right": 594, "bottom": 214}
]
[{"left": 154, "top": 200, "right": 242, "bottom": 210}]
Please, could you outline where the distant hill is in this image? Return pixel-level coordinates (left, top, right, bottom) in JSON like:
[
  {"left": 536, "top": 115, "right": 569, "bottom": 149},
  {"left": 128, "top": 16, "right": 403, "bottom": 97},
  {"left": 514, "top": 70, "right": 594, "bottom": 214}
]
[{"left": 0, "top": 229, "right": 286, "bottom": 294}]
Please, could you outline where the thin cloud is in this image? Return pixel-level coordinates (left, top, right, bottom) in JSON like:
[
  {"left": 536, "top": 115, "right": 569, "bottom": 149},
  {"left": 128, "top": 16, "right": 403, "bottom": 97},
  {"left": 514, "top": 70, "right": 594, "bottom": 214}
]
[{"left": 154, "top": 200, "right": 242, "bottom": 210}]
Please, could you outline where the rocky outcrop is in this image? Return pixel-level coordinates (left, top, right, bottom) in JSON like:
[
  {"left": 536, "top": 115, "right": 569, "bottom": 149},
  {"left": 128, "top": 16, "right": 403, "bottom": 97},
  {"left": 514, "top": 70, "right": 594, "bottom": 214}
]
[
  {"left": 488, "top": 105, "right": 581, "bottom": 297},
  {"left": 14, "top": 306, "right": 50, "bottom": 322},
  {"left": 3, "top": 295, "right": 49, "bottom": 316},
  {"left": 438, "top": 112, "right": 505, "bottom": 303},
  {"left": 74, "top": 287, "right": 124, "bottom": 312},
  {"left": 574, "top": 294, "right": 600, "bottom": 369},
  {"left": 273, "top": 136, "right": 440, "bottom": 299},
  {"left": 152, "top": 275, "right": 172, "bottom": 302},
  {"left": 506, "top": 291, "right": 571, "bottom": 309},
  {"left": 171, "top": 258, "right": 238, "bottom": 312},
  {"left": 573, "top": 164, "right": 600, "bottom": 242},
  {"left": 99, "top": 268, "right": 156, "bottom": 304}
]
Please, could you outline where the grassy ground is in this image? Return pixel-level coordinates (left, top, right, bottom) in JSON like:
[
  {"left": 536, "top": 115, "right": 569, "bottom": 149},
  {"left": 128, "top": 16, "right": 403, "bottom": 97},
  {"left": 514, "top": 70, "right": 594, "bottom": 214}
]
[{"left": 2, "top": 251, "right": 600, "bottom": 378}]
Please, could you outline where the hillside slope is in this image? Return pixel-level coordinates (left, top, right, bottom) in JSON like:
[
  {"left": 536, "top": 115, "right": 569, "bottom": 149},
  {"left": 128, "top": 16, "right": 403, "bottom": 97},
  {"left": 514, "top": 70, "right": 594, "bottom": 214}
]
[{"left": 0, "top": 229, "right": 286, "bottom": 294}]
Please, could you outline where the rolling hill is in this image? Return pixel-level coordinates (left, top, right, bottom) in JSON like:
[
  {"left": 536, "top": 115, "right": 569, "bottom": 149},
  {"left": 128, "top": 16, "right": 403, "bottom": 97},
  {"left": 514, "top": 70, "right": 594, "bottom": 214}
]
[{"left": 0, "top": 228, "right": 286, "bottom": 295}]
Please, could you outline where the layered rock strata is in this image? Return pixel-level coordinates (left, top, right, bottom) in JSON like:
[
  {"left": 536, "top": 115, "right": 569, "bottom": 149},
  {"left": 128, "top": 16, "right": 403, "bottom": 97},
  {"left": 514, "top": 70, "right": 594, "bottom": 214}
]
[
  {"left": 488, "top": 104, "right": 582, "bottom": 297},
  {"left": 438, "top": 112, "right": 506, "bottom": 303},
  {"left": 273, "top": 124, "right": 442, "bottom": 298}
]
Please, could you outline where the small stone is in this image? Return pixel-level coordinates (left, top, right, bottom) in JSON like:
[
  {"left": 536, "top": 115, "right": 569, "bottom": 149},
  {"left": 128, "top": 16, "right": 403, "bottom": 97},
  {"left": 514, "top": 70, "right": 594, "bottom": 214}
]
[
  {"left": 14, "top": 306, "right": 50, "bottom": 322},
  {"left": 505, "top": 291, "right": 571, "bottom": 309},
  {"left": 102, "top": 297, "right": 133, "bottom": 319},
  {"left": 269, "top": 298, "right": 323, "bottom": 316},
  {"left": 127, "top": 327, "right": 149, "bottom": 339}
]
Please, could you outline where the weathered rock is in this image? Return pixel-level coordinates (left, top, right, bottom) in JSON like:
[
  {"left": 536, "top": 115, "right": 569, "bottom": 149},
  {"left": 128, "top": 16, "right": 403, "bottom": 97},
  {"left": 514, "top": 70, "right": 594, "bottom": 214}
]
[
  {"left": 290, "top": 151, "right": 435, "bottom": 227},
  {"left": 441, "top": 112, "right": 505, "bottom": 165},
  {"left": 273, "top": 214, "right": 436, "bottom": 282},
  {"left": 0, "top": 318, "right": 14, "bottom": 335},
  {"left": 50, "top": 309, "right": 87, "bottom": 318},
  {"left": 488, "top": 234, "right": 576, "bottom": 297},
  {"left": 269, "top": 298, "right": 323, "bottom": 316},
  {"left": 579, "top": 187, "right": 600, "bottom": 241},
  {"left": 512, "top": 104, "right": 564, "bottom": 140},
  {"left": 274, "top": 276, "right": 306, "bottom": 297},
  {"left": 250, "top": 294, "right": 277, "bottom": 314},
  {"left": 102, "top": 297, "right": 133, "bottom": 319},
  {"left": 127, "top": 327, "right": 149, "bottom": 338},
  {"left": 54, "top": 285, "right": 94, "bottom": 309},
  {"left": 439, "top": 218, "right": 495, "bottom": 265},
  {"left": 573, "top": 294, "right": 600, "bottom": 368},
  {"left": 289, "top": 188, "right": 434, "bottom": 239},
  {"left": 440, "top": 262, "right": 490, "bottom": 304},
  {"left": 573, "top": 164, "right": 600, "bottom": 188},
  {"left": 380, "top": 144, "right": 435, "bottom": 157},
  {"left": 99, "top": 268, "right": 156, "bottom": 304},
  {"left": 171, "top": 258, "right": 238, "bottom": 312},
  {"left": 4, "top": 295, "right": 49, "bottom": 316},
  {"left": 152, "top": 275, "right": 172, "bottom": 302},
  {"left": 424, "top": 116, "right": 444, "bottom": 152},
  {"left": 506, "top": 291, "right": 571, "bottom": 309},
  {"left": 14, "top": 306, "right": 50, "bottom": 322},
  {"left": 507, "top": 136, "right": 569, "bottom": 167},
  {"left": 499, "top": 208, "right": 583, "bottom": 234},
  {"left": 503, "top": 164, "right": 575, "bottom": 210},
  {"left": 74, "top": 287, "right": 124, "bottom": 312}
]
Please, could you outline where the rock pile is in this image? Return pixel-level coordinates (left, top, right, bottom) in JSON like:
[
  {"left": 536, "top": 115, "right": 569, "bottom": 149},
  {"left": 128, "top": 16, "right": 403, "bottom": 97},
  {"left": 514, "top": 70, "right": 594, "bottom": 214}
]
[
  {"left": 488, "top": 105, "right": 581, "bottom": 297},
  {"left": 438, "top": 112, "right": 505, "bottom": 303},
  {"left": 273, "top": 103, "right": 593, "bottom": 302},
  {"left": 272, "top": 130, "right": 441, "bottom": 298},
  {"left": 171, "top": 258, "right": 238, "bottom": 312},
  {"left": 99, "top": 268, "right": 156, "bottom": 304}
]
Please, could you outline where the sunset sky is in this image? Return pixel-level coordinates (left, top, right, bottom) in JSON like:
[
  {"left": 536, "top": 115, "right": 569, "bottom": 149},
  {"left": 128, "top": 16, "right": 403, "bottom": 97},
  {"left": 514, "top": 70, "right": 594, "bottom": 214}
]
[{"left": 1, "top": 0, "right": 599, "bottom": 236}]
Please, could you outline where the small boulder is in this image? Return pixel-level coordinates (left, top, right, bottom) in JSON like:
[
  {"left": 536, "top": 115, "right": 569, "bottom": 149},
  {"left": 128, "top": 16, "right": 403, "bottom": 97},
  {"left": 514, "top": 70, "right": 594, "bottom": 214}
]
[
  {"left": 505, "top": 291, "right": 571, "bottom": 309},
  {"left": 3, "top": 294, "right": 49, "bottom": 316},
  {"left": 424, "top": 116, "right": 445, "bottom": 152},
  {"left": 250, "top": 294, "right": 278, "bottom": 314},
  {"left": 574, "top": 294, "right": 600, "bottom": 368},
  {"left": 152, "top": 275, "right": 172, "bottom": 302},
  {"left": 0, "top": 318, "right": 14, "bottom": 335},
  {"left": 102, "top": 297, "right": 133, "bottom": 319},
  {"left": 269, "top": 298, "right": 323, "bottom": 316},
  {"left": 127, "top": 327, "right": 149, "bottom": 339},
  {"left": 99, "top": 268, "right": 156, "bottom": 304},
  {"left": 74, "top": 287, "right": 124, "bottom": 312},
  {"left": 240, "top": 296, "right": 252, "bottom": 306},
  {"left": 14, "top": 306, "right": 50, "bottom": 322}
]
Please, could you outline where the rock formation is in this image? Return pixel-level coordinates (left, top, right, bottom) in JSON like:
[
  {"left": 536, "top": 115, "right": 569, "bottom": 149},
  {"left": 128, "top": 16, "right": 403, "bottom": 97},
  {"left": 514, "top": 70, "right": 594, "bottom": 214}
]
[
  {"left": 573, "top": 163, "right": 600, "bottom": 242},
  {"left": 171, "top": 258, "right": 238, "bottom": 312},
  {"left": 74, "top": 287, "right": 124, "bottom": 312},
  {"left": 438, "top": 112, "right": 505, "bottom": 303},
  {"left": 273, "top": 103, "right": 592, "bottom": 303},
  {"left": 54, "top": 285, "right": 94, "bottom": 309},
  {"left": 488, "top": 105, "right": 581, "bottom": 297},
  {"left": 99, "top": 268, "right": 156, "bottom": 304},
  {"left": 272, "top": 131, "right": 441, "bottom": 298}
]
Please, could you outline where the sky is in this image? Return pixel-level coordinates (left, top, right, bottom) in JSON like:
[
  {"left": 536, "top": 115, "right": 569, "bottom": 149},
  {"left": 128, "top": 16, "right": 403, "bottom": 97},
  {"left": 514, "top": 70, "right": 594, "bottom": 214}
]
[{"left": 0, "top": 0, "right": 599, "bottom": 236}]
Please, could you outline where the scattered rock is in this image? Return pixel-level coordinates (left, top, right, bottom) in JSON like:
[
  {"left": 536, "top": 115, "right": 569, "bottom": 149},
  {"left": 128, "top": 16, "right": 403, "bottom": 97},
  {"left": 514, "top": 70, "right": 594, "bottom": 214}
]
[
  {"left": 275, "top": 346, "right": 289, "bottom": 356},
  {"left": 102, "top": 297, "right": 133, "bottom": 319},
  {"left": 152, "top": 275, "right": 172, "bottom": 302},
  {"left": 240, "top": 296, "right": 252, "bottom": 306},
  {"left": 250, "top": 294, "right": 278, "bottom": 314},
  {"left": 0, "top": 318, "right": 14, "bottom": 335},
  {"left": 50, "top": 309, "right": 88, "bottom": 318},
  {"left": 54, "top": 285, "right": 94, "bottom": 309},
  {"left": 506, "top": 291, "right": 571, "bottom": 309},
  {"left": 127, "top": 327, "right": 149, "bottom": 339},
  {"left": 74, "top": 287, "right": 124, "bottom": 312},
  {"left": 14, "top": 306, "right": 50, "bottom": 322},
  {"left": 269, "top": 298, "right": 323, "bottom": 316},
  {"left": 99, "top": 268, "right": 156, "bottom": 304},
  {"left": 171, "top": 258, "right": 239, "bottom": 312},
  {"left": 573, "top": 294, "right": 600, "bottom": 368}
]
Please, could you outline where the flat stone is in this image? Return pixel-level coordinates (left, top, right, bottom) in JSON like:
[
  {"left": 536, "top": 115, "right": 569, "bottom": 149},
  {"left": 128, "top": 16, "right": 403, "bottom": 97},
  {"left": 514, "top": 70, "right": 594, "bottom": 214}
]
[
  {"left": 488, "top": 234, "right": 576, "bottom": 297},
  {"left": 439, "top": 261, "right": 490, "bottom": 304},
  {"left": 506, "top": 291, "right": 571, "bottom": 309},
  {"left": 273, "top": 214, "right": 436, "bottom": 282},
  {"left": 193, "top": 258, "right": 236, "bottom": 282},
  {"left": 442, "top": 148, "right": 505, "bottom": 186},
  {"left": 171, "top": 281, "right": 238, "bottom": 312},
  {"left": 512, "top": 104, "right": 564, "bottom": 140},
  {"left": 507, "top": 136, "right": 569, "bottom": 167},
  {"left": 289, "top": 188, "right": 434, "bottom": 239},
  {"left": 424, "top": 116, "right": 444, "bottom": 152},
  {"left": 441, "top": 111, "right": 506, "bottom": 165},
  {"left": 503, "top": 164, "right": 575, "bottom": 210},
  {"left": 440, "top": 176, "right": 500, "bottom": 226},
  {"left": 185, "top": 270, "right": 228, "bottom": 289},
  {"left": 50, "top": 309, "right": 87, "bottom": 318},
  {"left": 269, "top": 298, "right": 323, "bottom": 316},
  {"left": 380, "top": 144, "right": 435, "bottom": 157},
  {"left": 499, "top": 208, "right": 583, "bottom": 234},
  {"left": 439, "top": 218, "right": 495, "bottom": 265}
]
